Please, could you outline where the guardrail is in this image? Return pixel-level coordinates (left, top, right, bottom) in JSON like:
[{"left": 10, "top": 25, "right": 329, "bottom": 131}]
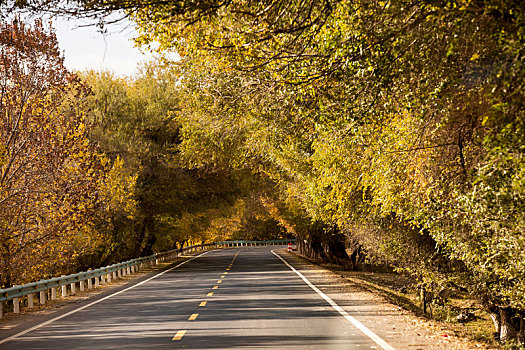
[
  {"left": 0, "top": 239, "right": 295, "bottom": 318},
  {"left": 214, "top": 239, "right": 295, "bottom": 247},
  {"left": 0, "top": 243, "right": 213, "bottom": 317}
]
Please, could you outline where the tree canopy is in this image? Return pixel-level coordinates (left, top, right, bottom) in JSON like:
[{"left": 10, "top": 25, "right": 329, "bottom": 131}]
[
  {"left": 3, "top": 0, "right": 525, "bottom": 343},
  {"left": 129, "top": 0, "right": 525, "bottom": 342}
]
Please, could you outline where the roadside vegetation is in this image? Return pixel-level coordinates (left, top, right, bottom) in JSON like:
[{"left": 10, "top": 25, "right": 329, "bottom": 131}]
[{"left": 2, "top": 0, "right": 525, "bottom": 346}]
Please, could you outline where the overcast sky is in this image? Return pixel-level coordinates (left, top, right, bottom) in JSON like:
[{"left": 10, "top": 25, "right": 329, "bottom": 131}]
[{"left": 52, "top": 17, "right": 172, "bottom": 76}]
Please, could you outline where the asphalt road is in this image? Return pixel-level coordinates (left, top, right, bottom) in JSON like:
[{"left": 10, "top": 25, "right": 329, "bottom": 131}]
[{"left": 0, "top": 247, "right": 394, "bottom": 349}]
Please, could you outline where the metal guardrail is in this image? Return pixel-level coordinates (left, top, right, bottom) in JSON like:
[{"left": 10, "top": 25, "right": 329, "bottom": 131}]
[
  {"left": 0, "top": 243, "right": 213, "bottom": 316},
  {"left": 0, "top": 239, "right": 295, "bottom": 317},
  {"left": 214, "top": 239, "right": 295, "bottom": 247}
]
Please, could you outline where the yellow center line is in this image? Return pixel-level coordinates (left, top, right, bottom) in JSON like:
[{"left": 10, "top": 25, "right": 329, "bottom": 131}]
[
  {"left": 172, "top": 330, "right": 186, "bottom": 340},
  {"left": 221, "top": 275, "right": 225, "bottom": 278},
  {"left": 226, "top": 268, "right": 230, "bottom": 271},
  {"left": 188, "top": 314, "right": 198, "bottom": 321},
  {"left": 224, "top": 272, "right": 228, "bottom": 274},
  {"left": 212, "top": 286, "right": 218, "bottom": 289},
  {"left": 199, "top": 301, "right": 207, "bottom": 307},
  {"left": 217, "top": 280, "right": 222, "bottom": 284},
  {"left": 207, "top": 292, "right": 214, "bottom": 297}
]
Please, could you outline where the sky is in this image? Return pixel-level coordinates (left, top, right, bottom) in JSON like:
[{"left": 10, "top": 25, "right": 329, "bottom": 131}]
[{"left": 52, "top": 17, "right": 170, "bottom": 76}]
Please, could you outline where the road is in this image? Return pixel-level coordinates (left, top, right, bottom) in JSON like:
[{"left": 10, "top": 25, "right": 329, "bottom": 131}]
[{"left": 0, "top": 247, "right": 394, "bottom": 349}]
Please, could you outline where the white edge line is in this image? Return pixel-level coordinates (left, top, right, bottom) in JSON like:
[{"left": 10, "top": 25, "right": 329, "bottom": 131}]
[
  {"left": 0, "top": 251, "right": 210, "bottom": 345},
  {"left": 271, "top": 250, "right": 396, "bottom": 350}
]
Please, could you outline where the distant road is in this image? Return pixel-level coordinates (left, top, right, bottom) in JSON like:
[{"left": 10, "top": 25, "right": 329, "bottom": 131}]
[{"left": 0, "top": 247, "right": 394, "bottom": 349}]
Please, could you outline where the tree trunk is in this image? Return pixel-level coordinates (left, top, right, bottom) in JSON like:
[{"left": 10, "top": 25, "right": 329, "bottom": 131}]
[
  {"left": 142, "top": 233, "right": 157, "bottom": 256},
  {"left": 420, "top": 288, "right": 433, "bottom": 316},
  {"left": 518, "top": 314, "right": 524, "bottom": 344},
  {"left": 134, "top": 220, "right": 147, "bottom": 257},
  {"left": 500, "top": 307, "right": 518, "bottom": 343},
  {"left": 297, "top": 236, "right": 305, "bottom": 255},
  {"left": 325, "top": 226, "right": 352, "bottom": 267},
  {"left": 489, "top": 310, "right": 501, "bottom": 340}
]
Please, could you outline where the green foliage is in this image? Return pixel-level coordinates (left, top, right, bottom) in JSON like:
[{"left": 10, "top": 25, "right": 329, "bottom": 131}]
[
  {"left": 128, "top": 0, "right": 525, "bottom": 341},
  {"left": 80, "top": 64, "right": 269, "bottom": 261}
]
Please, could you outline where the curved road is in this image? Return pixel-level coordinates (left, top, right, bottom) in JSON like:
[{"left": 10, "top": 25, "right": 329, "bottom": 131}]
[{"left": 0, "top": 247, "right": 394, "bottom": 349}]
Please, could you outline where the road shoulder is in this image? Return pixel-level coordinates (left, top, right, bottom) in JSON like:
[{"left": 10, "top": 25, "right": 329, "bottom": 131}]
[{"left": 277, "top": 249, "right": 493, "bottom": 350}]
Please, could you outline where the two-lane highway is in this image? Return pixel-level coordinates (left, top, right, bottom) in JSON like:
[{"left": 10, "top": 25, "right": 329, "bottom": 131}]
[{"left": 0, "top": 247, "right": 394, "bottom": 349}]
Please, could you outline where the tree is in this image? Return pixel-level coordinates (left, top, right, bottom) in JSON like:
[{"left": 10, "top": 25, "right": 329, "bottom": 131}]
[
  {"left": 0, "top": 19, "right": 116, "bottom": 286},
  {"left": 80, "top": 64, "right": 247, "bottom": 260}
]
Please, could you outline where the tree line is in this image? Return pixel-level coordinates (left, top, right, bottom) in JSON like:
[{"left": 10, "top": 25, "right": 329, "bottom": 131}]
[
  {"left": 0, "top": 19, "right": 288, "bottom": 292},
  {"left": 3, "top": 0, "right": 525, "bottom": 344}
]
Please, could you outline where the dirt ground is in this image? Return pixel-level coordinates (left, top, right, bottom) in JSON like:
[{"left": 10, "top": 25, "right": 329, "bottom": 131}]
[{"left": 285, "top": 250, "right": 498, "bottom": 349}]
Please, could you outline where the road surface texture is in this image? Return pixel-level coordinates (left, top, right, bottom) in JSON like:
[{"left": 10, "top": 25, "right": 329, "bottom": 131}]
[{"left": 0, "top": 247, "right": 484, "bottom": 349}]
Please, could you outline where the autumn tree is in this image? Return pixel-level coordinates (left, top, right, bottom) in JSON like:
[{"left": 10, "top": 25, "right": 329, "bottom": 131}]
[
  {"left": 0, "top": 18, "right": 128, "bottom": 287},
  {"left": 80, "top": 65, "right": 250, "bottom": 259}
]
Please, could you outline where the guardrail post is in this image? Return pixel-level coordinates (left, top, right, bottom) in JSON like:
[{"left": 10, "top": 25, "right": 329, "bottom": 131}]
[
  {"left": 51, "top": 287, "right": 57, "bottom": 300},
  {"left": 0, "top": 303, "right": 3, "bottom": 317},
  {"left": 61, "top": 283, "right": 67, "bottom": 298},
  {"left": 131, "top": 265, "right": 135, "bottom": 273},
  {"left": 80, "top": 280, "right": 85, "bottom": 291},
  {"left": 117, "top": 269, "right": 122, "bottom": 278},
  {"left": 40, "top": 290, "right": 46, "bottom": 305},
  {"left": 70, "top": 282, "right": 76, "bottom": 295},
  {"left": 113, "top": 270, "right": 117, "bottom": 280},
  {"left": 127, "top": 266, "right": 131, "bottom": 275},
  {"left": 106, "top": 273, "right": 112, "bottom": 283},
  {"left": 28, "top": 293, "right": 34, "bottom": 309},
  {"left": 13, "top": 298, "right": 19, "bottom": 313},
  {"left": 100, "top": 274, "right": 105, "bottom": 285},
  {"left": 88, "top": 277, "right": 93, "bottom": 289},
  {"left": 95, "top": 276, "right": 100, "bottom": 287}
]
